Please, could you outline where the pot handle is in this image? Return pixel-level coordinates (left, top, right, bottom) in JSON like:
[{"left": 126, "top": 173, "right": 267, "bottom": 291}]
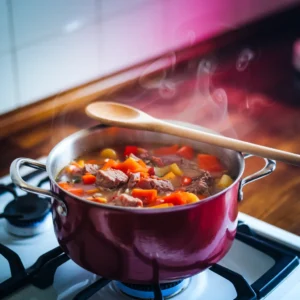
[
  {"left": 10, "top": 158, "right": 68, "bottom": 216},
  {"left": 238, "top": 154, "right": 276, "bottom": 201}
]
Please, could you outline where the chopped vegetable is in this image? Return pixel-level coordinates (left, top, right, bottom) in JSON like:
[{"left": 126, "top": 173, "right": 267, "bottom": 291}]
[
  {"left": 77, "top": 160, "right": 85, "bottom": 168},
  {"left": 58, "top": 182, "right": 72, "bottom": 190},
  {"left": 150, "top": 203, "right": 174, "bottom": 208},
  {"left": 100, "top": 148, "right": 118, "bottom": 159},
  {"left": 71, "top": 161, "right": 83, "bottom": 169},
  {"left": 124, "top": 145, "right": 138, "bottom": 157},
  {"left": 170, "top": 163, "right": 183, "bottom": 176},
  {"left": 140, "top": 171, "right": 150, "bottom": 179},
  {"left": 86, "top": 188, "right": 100, "bottom": 195},
  {"left": 162, "top": 172, "right": 176, "bottom": 180},
  {"left": 153, "top": 144, "right": 179, "bottom": 156},
  {"left": 68, "top": 188, "right": 84, "bottom": 196},
  {"left": 137, "top": 159, "right": 147, "bottom": 168},
  {"left": 163, "top": 192, "right": 187, "bottom": 205},
  {"left": 91, "top": 197, "right": 107, "bottom": 204},
  {"left": 181, "top": 176, "right": 192, "bottom": 186},
  {"left": 164, "top": 191, "right": 200, "bottom": 205},
  {"left": 117, "top": 157, "right": 148, "bottom": 174},
  {"left": 217, "top": 174, "right": 233, "bottom": 188},
  {"left": 154, "top": 165, "right": 171, "bottom": 177},
  {"left": 148, "top": 167, "right": 155, "bottom": 176},
  {"left": 184, "top": 192, "right": 199, "bottom": 204},
  {"left": 132, "top": 189, "right": 157, "bottom": 204},
  {"left": 197, "top": 154, "right": 224, "bottom": 172},
  {"left": 177, "top": 146, "right": 194, "bottom": 159},
  {"left": 82, "top": 174, "right": 96, "bottom": 185},
  {"left": 101, "top": 159, "right": 118, "bottom": 170}
]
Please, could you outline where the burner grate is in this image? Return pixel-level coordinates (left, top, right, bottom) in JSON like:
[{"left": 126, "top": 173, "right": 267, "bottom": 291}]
[
  {"left": 73, "top": 278, "right": 111, "bottom": 300},
  {"left": 0, "top": 245, "right": 69, "bottom": 299},
  {"left": 237, "top": 222, "right": 300, "bottom": 299}
]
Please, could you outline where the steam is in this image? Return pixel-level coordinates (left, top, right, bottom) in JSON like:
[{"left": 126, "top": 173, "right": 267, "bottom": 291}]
[
  {"left": 176, "top": 57, "right": 236, "bottom": 137},
  {"left": 135, "top": 54, "right": 238, "bottom": 137}
]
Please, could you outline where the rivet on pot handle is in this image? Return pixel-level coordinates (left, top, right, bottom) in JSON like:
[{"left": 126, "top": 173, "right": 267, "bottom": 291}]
[
  {"left": 10, "top": 158, "right": 68, "bottom": 216},
  {"left": 238, "top": 154, "right": 276, "bottom": 201}
]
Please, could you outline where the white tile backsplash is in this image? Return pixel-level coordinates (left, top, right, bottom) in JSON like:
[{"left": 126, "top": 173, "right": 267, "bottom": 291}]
[
  {"left": 0, "top": 0, "right": 10, "bottom": 54},
  {"left": 96, "top": 1, "right": 164, "bottom": 75},
  {"left": 11, "top": 0, "right": 96, "bottom": 48},
  {"left": 16, "top": 24, "right": 101, "bottom": 105},
  {"left": 0, "top": 54, "right": 17, "bottom": 114},
  {"left": 0, "top": 0, "right": 299, "bottom": 115}
]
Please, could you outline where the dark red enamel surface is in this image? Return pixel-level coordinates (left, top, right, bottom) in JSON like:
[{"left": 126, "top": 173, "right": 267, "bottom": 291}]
[{"left": 51, "top": 181, "right": 239, "bottom": 284}]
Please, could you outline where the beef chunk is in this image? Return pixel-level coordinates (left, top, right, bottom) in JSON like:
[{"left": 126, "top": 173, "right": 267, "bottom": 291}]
[
  {"left": 154, "top": 155, "right": 181, "bottom": 166},
  {"left": 183, "top": 171, "right": 213, "bottom": 195},
  {"left": 127, "top": 172, "right": 140, "bottom": 188},
  {"left": 96, "top": 168, "right": 128, "bottom": 189},
  {"left": 137, "top": 178, "right": 174, "bottom": 192},
  {"left": 137, "top": 148, "right": 151, "bottom": 160},
  {"left": 84, "top": 164, "right": 100, "bottom": 175},
  {"left": 110, "top": 193, "right": 143, "bottom": 207},
  {"left": 150, "top": 156, "right": 165, "bottom": 167}
]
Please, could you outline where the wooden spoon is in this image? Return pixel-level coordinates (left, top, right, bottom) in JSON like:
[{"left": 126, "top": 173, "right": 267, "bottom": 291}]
[{"left": 85, "top": 101, "right": 300, "bottom": 166}]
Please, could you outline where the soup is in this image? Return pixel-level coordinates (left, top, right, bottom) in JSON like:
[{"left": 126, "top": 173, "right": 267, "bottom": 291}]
[{"left": 56, "top": 144, "right": 234, "bottom": 208}]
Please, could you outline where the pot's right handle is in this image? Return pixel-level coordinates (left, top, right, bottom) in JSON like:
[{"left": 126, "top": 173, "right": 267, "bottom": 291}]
[
  {"left": 10, "top": 158, "right": 68, "bottom": 216},
  {"left": 238, "top": 154, "right": 276, "bottom": 201}
]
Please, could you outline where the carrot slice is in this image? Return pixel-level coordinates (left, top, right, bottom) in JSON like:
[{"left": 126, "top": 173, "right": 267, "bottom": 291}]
[
  {"left": 117, "top": 158, "right": 148, "bottom": 174},
  {"left": 58, "top": 182, "right": 72, "bottom": 190},
  {"left": 101, "top": 159, "right": 118, "bottom": 170},
  {"left": 68, "top": 188, "right": 84, "bottom": 197},
  {"left": 82, "top": 174, "right": 96, "bottom": 185},
  {"left": 132, "top": 189, "right": 157, "bottom": 204},
  {"left": 163, "top": 192, "right": 187, "bottom": 205},
  {"left": 153, "top": 144, "right": 179, "bottom": 156},
  {"left": 197, "top": 154, "right": 224, "bottom": 172},
  {"left": 86, "top": 188, "right": 100, "bottom": 195},
  {"left": 91, "top": 197, "right": 107, "bottom": 204},
  {"left": 163, "top": 191, "right": 200, "bottom": 205}
]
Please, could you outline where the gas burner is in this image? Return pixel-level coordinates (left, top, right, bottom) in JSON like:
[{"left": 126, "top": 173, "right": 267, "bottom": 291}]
[
  {"left": 0, "top": 177, "right": 52, "bottom": 237},
  {"left": 114, "top": 279, "right": 189, "bottom": 299},
  {"left": 4, "top": 195, "right": 51, "bottom": 237}
]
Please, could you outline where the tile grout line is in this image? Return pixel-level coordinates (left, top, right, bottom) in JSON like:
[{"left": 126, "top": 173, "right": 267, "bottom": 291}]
[{"left": 6, "top": 0, "right": 21, "bottom": 108}]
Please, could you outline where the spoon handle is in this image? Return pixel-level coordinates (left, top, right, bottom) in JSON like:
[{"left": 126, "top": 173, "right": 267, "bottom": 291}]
[{"left": 153, "top": 120, "right": 300, "bottom": 166}]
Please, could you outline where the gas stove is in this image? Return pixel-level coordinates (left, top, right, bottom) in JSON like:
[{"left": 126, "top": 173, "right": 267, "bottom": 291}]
[{"left": 1, "top": 158, "right": 300, "bottom": 300}]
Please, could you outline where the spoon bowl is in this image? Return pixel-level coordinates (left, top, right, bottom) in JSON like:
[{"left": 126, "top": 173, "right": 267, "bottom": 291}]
[{"left": 85, "top": 101, "right": 300, "bottom": 166}]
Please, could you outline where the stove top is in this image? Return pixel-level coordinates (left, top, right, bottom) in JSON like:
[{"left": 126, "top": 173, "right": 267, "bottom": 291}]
[{"left": 1, "top": 158, "right": 300, "bottom": 300}]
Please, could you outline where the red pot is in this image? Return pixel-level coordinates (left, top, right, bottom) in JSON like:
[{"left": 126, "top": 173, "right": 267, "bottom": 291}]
[{"left": 10, "top": 124, "right": 275, "bottom": 284}]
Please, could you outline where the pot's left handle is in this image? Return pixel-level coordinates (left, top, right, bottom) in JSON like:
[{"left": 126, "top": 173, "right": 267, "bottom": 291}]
[{"left": 10, "top": 158, "right": 68, "bottom": 216}]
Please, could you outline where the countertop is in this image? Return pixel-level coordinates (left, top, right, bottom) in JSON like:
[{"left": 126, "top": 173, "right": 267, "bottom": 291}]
[{"left": 1, "top": 17, "right": 300, "bottom": 236}]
